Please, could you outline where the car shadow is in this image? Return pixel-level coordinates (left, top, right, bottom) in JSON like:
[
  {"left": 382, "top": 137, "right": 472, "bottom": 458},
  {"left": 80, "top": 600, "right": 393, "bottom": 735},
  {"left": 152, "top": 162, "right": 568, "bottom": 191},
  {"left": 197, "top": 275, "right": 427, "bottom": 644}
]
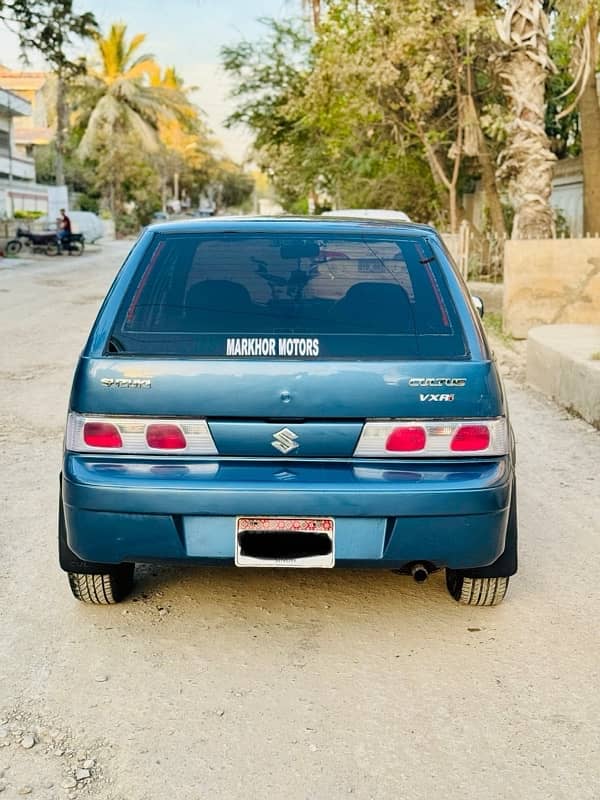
[{"left": 128, "top": 561, "right": 452, "bottom": 622}]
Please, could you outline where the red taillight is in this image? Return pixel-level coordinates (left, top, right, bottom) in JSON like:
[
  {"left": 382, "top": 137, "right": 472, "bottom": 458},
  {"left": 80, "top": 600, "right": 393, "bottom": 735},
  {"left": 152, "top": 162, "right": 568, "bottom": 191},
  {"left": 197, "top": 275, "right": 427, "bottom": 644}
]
[
  {"left": 146, "top": 423, "right": 187, "bottom": 450},
  {"left": 450, "top": 425, "right": 490, "bottom": 452},
  {"left": 83, "top": 421, "right": 123, "bottom": 448},
  {"left": 385, "top": 426, "right": 426, "bottom": 452}
]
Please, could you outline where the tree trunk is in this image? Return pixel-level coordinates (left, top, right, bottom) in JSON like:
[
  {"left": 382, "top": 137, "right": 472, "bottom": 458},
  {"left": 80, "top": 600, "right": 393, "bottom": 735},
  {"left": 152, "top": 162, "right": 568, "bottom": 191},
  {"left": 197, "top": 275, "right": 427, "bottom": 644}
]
[
  {"left": 477, "top": 132, "right": 506, "bottom": 239},
  {"left": 579, "top": 12, "right": 600, "bottom": 235},
  {"left": 419, "top": 132, "right": 461, "bottom": 232},
  {"left": 55, "top": 70, "right": 66, "bottom": 186},
  {"left": 497, "top": 1, "right": 556, "bottom": 240},
  {"left": 303, "top": 0, "right": 321, "bottom": 29},
  {"left": 507, "top": 51, "right": 555, "bottom": 239}
]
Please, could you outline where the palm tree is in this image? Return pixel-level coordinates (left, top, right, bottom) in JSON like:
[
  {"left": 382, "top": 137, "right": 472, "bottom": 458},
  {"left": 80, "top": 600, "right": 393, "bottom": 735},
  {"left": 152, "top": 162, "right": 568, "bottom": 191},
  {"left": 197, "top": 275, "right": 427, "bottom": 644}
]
[
  {"left": 556, "top": 1, "right": 600, "bottom": 234},
  {"left": 146, "top": 65, "right": 213, "bottom": 210},
  {"left": 72, "top": 23, "right": 195, "bottom": 216},
  {"left": 496, "top": 1, "right": 556, "bottom": 239},
  {"left": 73, "top": 23, "right": 163, "bottom": 159}
]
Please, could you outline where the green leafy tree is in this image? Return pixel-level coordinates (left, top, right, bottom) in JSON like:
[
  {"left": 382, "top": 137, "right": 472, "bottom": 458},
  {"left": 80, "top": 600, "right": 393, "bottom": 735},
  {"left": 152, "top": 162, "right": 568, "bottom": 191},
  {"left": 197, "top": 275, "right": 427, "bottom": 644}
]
[
  {"left": 223, "top": 4, "right": 507, "bottom": 233},
  {"left": 1, "top": 1, "right": 97, "bottom": 183},
  {"left": 216, "top": 161, "right": 255, "bottom": 210},
  {"left": 222, "top": 20, "right": 320, "bottom": 210},
  {"left": 0, "top": 0, "right": 96, "bottom": 68}
]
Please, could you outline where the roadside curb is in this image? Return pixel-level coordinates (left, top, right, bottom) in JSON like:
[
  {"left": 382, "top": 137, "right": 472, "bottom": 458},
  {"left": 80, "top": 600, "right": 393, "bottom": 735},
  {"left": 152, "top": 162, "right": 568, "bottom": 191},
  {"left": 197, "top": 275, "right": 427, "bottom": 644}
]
[{"left": 527, "top": 324, "right": 600, "bottom": 429}]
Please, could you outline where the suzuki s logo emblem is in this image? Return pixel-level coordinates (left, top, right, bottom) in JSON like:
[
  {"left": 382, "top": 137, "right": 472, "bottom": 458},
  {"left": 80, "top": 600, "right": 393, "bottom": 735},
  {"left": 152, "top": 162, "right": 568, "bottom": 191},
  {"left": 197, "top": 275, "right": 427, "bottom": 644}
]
[{"left": 272, "top": 428, "right": 299, "bottom": 454}]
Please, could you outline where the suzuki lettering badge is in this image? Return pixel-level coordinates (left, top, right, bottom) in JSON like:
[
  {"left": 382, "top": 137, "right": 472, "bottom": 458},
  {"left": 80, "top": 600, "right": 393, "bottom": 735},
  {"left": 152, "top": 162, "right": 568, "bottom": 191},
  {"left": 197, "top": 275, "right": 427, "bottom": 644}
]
[{"left": 272, "top": 428, "right": 299, "bottom": 455}]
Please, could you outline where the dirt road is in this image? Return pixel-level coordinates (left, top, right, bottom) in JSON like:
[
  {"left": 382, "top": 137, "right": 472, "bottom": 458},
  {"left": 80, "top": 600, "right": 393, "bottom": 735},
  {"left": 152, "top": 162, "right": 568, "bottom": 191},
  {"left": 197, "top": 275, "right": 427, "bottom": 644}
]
[{"left": 1, "top": 243, "right": 599, "bottom": 800}]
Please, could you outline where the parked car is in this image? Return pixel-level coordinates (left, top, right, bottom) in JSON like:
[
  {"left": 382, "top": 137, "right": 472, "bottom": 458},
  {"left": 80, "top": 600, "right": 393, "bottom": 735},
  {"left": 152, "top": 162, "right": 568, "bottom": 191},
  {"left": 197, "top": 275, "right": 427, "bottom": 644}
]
[
  {"left": 322, "top": 208, "right": 411, "bottom": 221},
  {"left": 59, "top": 216, "right": 517, "bottom": 605},
  {"left": 38, "top": 211, "right": 105, "bottom": 243}
]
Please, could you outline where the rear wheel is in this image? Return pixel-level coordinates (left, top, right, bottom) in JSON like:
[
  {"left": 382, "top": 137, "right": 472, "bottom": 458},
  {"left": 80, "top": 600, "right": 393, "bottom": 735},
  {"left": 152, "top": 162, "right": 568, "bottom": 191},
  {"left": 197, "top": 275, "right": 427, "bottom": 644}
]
[
  {"left": 71, "top": 240, "right": 84, "bottom": 255},
  {"left": 67, "top": 566, "right": 134, "bottom": 604},
  {"left": 6, "top": 239, "right": 22, "bottom": 255},
  {"left": 446, "top": 573, "right": 509, "bottom": 606}
]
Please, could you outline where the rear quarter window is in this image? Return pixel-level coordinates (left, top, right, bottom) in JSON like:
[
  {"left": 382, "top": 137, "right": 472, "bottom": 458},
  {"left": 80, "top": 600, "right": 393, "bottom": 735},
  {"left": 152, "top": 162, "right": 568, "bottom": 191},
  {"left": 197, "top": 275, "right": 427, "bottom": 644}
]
[{"left": 109, "top": 232, "right": 468, "bottom": 360}]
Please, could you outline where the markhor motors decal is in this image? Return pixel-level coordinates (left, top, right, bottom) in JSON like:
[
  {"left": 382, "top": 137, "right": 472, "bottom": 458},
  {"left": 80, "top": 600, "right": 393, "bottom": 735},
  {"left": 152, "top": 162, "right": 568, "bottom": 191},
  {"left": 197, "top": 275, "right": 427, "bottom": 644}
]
[
  {"left": 408, "top": 377, "right": 466, "bottom": 387},
  {"left": 226, "top": 337, "right": 320, "bottom": 357}
]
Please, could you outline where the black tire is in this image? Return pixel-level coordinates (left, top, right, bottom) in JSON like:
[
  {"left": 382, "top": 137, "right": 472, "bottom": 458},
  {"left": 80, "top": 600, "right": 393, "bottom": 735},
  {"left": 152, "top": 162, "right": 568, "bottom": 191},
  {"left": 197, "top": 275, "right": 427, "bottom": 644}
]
[
  {"left": 446, "top": 573, "right": 509, "bottom": 606},
  {"left": 46, "top": 241, "right": 60, "bottom": 256},
  {"left": 6, "top": 239, "right": 22, "bottom": 255},
  {"left": 71, "top": 240, "right": 84, "bottom": 255},
  {"left": 67, "top": 566, "right": 134, "bottom": 604},
  {"left": 445, "top": 476, "right": 516, "bottom": 606}
]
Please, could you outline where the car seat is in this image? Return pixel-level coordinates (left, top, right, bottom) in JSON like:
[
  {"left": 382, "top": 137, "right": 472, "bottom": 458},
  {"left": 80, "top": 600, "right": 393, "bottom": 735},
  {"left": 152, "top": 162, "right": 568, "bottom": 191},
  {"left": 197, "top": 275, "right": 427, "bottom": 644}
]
[
  {"left": 334, "top": 281, "right": 415, "bottom": 333},
  {"left": 185, "top": 280, "right": 254, "bottom": 331}
]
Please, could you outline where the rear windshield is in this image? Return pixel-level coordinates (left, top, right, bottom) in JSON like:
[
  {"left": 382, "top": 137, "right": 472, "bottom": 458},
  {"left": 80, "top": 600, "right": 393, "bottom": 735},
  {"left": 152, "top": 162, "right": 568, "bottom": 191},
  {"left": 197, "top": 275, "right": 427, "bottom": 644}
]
[{"left": 110, "top": 233, "right": 468, "bottom": 359}]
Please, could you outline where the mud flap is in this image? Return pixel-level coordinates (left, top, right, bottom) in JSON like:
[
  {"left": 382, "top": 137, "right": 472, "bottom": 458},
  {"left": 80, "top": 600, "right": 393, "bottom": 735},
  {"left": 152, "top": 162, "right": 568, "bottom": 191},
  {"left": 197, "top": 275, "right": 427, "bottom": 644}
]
[
  {"left": 58, "top": 477, "right": 123, "bottom": 574},
  {"left": 454, "top": 478, "right": 518, "bottom": 579}
]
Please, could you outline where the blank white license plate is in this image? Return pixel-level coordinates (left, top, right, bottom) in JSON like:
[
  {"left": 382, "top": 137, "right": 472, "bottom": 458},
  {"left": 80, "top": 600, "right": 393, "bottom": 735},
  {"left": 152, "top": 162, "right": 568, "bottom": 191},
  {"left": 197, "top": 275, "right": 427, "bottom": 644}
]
[{"left": 235, "top": 516, "right": 335, "bottom": 568}]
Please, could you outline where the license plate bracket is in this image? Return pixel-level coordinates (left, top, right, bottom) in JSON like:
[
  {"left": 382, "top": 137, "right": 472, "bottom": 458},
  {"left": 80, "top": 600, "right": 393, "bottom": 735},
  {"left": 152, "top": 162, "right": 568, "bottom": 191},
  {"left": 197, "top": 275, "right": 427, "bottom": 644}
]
[{"left": 235, "top": 516, "right": 335, "bottom": 568}]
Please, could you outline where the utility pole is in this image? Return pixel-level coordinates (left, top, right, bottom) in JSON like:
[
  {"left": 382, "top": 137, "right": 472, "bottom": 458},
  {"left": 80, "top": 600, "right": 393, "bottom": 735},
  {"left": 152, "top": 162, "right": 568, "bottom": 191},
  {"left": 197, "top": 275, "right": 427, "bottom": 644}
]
[
  {"left": 7, "top": 90, "right": 14, "bottom": 218},
  {"left": 55, "top": 68, "right": 66, "bottom": 186}
]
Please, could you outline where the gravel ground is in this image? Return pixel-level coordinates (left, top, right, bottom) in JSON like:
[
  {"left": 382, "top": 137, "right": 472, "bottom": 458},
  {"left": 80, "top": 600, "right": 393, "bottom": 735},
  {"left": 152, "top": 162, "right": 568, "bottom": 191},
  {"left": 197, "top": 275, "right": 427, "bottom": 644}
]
[{"left": 0, "top": 242, "right": 599, "bottom": 800}]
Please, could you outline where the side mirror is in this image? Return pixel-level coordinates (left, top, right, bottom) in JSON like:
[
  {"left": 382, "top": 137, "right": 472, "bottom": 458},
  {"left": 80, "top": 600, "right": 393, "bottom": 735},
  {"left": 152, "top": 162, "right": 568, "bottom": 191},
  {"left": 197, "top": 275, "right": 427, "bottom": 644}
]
[{"left": 471, "top": 295, "right": 484, "bottom": 318}]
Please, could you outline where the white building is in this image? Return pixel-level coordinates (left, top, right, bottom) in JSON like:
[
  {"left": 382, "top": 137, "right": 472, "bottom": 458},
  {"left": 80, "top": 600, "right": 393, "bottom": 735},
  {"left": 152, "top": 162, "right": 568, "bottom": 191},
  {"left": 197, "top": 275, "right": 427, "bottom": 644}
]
[{"left": 0, "top": 86, "right": 49, "bottom": 218}]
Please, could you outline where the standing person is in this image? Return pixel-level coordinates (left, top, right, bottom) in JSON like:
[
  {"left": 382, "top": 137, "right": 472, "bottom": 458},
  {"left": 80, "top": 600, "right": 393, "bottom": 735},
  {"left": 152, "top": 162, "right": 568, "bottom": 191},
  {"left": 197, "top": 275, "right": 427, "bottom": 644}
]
[{"left": 58, "top": 208, "right": 72, "bottom": 251}]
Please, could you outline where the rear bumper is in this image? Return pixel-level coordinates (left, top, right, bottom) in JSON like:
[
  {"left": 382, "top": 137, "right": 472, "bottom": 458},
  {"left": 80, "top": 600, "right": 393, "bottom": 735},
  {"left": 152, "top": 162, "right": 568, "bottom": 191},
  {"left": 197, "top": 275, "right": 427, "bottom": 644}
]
[{"left": 62, "top": 455, "right": 513, "bottom": 569}]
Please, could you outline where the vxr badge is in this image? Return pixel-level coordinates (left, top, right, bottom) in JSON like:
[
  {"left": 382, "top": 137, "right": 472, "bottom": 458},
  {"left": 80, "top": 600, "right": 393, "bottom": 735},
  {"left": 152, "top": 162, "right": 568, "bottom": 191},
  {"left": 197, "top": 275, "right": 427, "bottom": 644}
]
[
  {"left": 420, "top": 393, "right": 454, "bottom": 402},
  {"left": 271, "top": 427, "right": 299, "bottom": 454}
]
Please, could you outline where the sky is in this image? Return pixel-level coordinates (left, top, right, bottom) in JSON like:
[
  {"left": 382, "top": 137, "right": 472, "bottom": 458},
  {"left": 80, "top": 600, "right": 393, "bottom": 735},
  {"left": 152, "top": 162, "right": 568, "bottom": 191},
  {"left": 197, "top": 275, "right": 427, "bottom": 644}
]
[{"left": 0, "top": 0, "right": 301, "bottom": 161}]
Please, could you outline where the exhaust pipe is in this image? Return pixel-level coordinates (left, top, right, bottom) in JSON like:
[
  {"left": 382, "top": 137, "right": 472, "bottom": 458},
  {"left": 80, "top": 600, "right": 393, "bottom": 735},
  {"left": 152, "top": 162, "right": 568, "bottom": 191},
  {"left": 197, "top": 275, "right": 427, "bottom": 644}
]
[{"left": 410, "top": 563, "right": 429, "bottom": 583}]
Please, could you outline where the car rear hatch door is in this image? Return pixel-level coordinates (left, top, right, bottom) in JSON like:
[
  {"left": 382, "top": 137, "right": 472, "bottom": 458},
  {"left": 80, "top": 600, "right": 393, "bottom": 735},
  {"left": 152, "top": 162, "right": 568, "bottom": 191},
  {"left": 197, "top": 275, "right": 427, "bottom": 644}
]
[
  {"left": 72, "top": 357, "right": 504, "bottom": 458},
  {"left": 76, "top": 228, "right": 503, "bottom": 457}
]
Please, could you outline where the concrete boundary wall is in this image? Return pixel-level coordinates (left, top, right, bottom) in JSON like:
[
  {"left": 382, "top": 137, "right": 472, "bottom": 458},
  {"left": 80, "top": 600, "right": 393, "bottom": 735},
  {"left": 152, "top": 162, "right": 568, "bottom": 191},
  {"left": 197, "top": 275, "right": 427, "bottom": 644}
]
[
  {"left": 527, "top": 325, "right": 600, "bottom": 428},
  {"left": 504, "top": 238, "right": 600, "bottom": 338}
]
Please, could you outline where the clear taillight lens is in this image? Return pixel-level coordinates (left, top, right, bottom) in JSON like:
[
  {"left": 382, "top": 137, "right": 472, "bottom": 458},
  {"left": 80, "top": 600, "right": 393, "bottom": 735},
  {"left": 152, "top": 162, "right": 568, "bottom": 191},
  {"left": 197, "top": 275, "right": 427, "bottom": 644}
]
[
  {"left": 66, "top": 413, "right": 217, "bottom": 455},
  {"left": 354, "top": 418, "right": 508, "bottom": 457}
]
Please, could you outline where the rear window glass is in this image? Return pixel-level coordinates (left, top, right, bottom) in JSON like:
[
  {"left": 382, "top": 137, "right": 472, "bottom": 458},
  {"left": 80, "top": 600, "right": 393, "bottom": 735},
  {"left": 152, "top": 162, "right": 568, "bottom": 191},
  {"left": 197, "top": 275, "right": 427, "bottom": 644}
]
[{"left": 110, "top": 233, "right": 467, "bottom": 359}]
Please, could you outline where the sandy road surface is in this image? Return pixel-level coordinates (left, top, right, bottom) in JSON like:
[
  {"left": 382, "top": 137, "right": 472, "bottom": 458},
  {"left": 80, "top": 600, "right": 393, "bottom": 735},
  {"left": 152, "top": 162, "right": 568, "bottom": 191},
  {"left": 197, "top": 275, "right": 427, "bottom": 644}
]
[{"left": 0, "top": 243, "right": 599, "bottom": 800}]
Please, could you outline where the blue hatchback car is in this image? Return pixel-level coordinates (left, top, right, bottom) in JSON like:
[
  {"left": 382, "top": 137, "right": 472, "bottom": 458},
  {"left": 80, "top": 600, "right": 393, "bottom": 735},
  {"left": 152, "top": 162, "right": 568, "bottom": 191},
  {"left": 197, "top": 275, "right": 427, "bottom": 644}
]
[{"left": 59, "top": 217, "right": 517, "bottom": 606}]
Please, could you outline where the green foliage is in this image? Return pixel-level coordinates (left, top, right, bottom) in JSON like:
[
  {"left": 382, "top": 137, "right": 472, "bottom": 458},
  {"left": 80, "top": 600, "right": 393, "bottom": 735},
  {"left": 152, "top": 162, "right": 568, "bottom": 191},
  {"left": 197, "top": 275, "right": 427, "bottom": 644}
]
[
  {"left": 222, "top": 2, "right": 507, "bottom": 226},
  {"left": 90, "top": 130, "right": 161, "bottom": 228},
  {"left": 217, "top": 166, "right": 255, "bottom": 210},
  {"left": 77, "top": 193, "right": 99, "bottom": 213},
  {"left": 35, "top": 141, "right": 102, "bottom": 212},
  {"left": 546, "top": 36, "right": 582, "bottom": 158},
  {"left": 222, "top": 20, "right": 319, "bottom": 209},
  {"left": 14, "top": 209, "right": 44, "bottom": 219},
  {"left": 0, "top": 1, "right": 96, "bottom": 70}
]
